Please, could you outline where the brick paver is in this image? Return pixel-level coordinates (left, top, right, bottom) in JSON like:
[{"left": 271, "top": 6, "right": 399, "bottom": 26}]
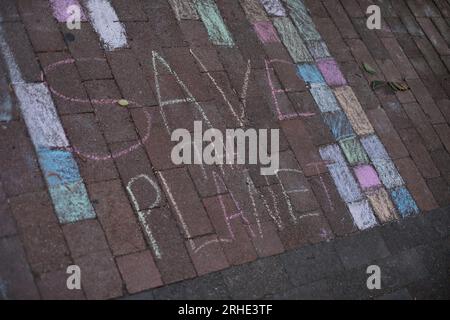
[{"left": 0, "top": 0, "right": 449, "bottom": 300}]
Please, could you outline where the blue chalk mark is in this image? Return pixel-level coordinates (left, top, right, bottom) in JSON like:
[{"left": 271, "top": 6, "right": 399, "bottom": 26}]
[
  {"left": 37, "top": 148, "right": 81, "bottom": 187},
  {"left": 37, "top": 147, "right": 96, "bottom": 224},
  {"left": 297, "top": 63, "right": 325, "bottom": 84},
  {"left": 322, "top": 110, "right": 355, "bottom": 141},
  {"left": 389, "top": 186, "right": 419, "bottom": 217},
  {"left": 309, "top": 84, "right": 341, "bottom": 112}
]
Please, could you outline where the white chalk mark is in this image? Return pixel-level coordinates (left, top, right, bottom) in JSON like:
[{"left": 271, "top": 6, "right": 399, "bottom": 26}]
[
  {"left": 126, "top": 174, "right": 162, "bottom": 259},
  {"left": 347, "top": 199, "right": 378, "bottom": 230},
  {"left": 240, "top": 59, "right": 252, "bottom": 119},
  {"left": 83, "top": 0, "right": 128, "bottom": 51}
]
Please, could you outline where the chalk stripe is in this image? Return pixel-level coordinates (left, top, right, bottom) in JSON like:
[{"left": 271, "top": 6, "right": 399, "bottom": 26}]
[
  {"left": 338, "top": 136, "right": 369, "bottom": 165},
  {"left": 240, "top": 0, "right": 269, "bottom": 22},
  {"left": 319, "top": 144, "right": 363, "bottom": 203},
  {"left": 316, "top": 58, "right": 347, "bottom": 87},
  {"left": 309, "top": 84, "right": 341, "bottom": 113},
  {"left": 168, "top": 0, "right": 199, "bottom": 20},
  {"left": 333, "top": 86, "right": 374, "bottom": 136},
  {"left": 322, "top": 110, "right": 355, "bottom": 141},
  {"left": 253, "top": 21, "right": 280, "bottom": 43},
  {"left": 14, "top": 83, "right": 69, "bottom": 148},
  {"left": 389, "top": 186, "right": 419, "bottom": 217},
  {"left": 361, "top": 135, "right": 404, "bottom": 189},
  {"left": 367, "top": 188, "right": 398, "bottom": 223},
  {"left": 347, "top": 199, "right": 378, "bottom": 230},
  {"left": 306, "top": 40, "right": 331, "bottom": 60},
  {"left": 283, "top": 0, "right": 321, "bottom": 41},
  {"left": 353, "top": 165, "right": 382, "bottom": 191},
  {"left": 0, "top": 66, "right": 13, "bottom": 122},
  {"left": 296, "top": 63, "right": 325, "bottom": 85},
  {"left": 49, "top": 0, "right": 87, "bottom": 22},
  {"left": 259, "top": 0, "right": 286, "bottom": 16},
  {"left": 83, "top": 0, "right": 128, "bottom": 50},
  {"left": 194, "top": 0, "right": 234, "bottom": 47},
  {"left": 273, "top": 17, "right": 312, "bottom": 63}
]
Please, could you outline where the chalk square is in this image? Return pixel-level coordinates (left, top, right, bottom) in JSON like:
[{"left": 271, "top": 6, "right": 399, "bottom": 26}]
[
  {"left": 322, "top": 110, "right": 355, "bottom": 140},
  {"left": 339, "top": 136, "right": 370, "bottom": 165},
  {"left": 389, "top": 186, "right": 419, "bottom": 218},
  {"left": 37, "top": 148, "right": 82, "bottom": 187},
  {"left": 306, "top": 40, "right": 331, "bottom": 60},
  {"left": 297, "top": 63, "right": 325, "bottom": 84},
  {"left": 354, "top": 165, "right": 382, "bottom": 191},
  {"left": 317, "top": 58, "right": 347, "bottom": 87},
  {"left": 347, "top": 200, "right": 378, "bottom": 230},
  {"left": 310, "top": 84, "right": 341, "bottom": 113},
  {"left": 253, "top": 21, "right": 280, "bottom": 44}
]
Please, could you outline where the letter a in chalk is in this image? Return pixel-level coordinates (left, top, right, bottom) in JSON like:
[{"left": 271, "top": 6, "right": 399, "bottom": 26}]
[
  {"left": 366, "top": 5, "right": 381, "bottom": 30},
  {"left": 66, "top": 5, "right": 81, "bottom": 30}
]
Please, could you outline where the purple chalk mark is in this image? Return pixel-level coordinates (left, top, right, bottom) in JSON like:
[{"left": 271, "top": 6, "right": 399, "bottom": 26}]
[
  {"left": 317, "top": 58, "right": 347, "bottom": 87},
  {"left": 354, "top": 165, "right": 382, "bottom": 191},
  {"left": 253, "top": 21, "right": 280, "bottom": 44},
  {"left": 49, "top": 0, "right": 87, "bottom": 23}
]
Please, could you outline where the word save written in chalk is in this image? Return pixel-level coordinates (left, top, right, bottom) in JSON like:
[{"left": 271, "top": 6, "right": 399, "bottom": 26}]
[{"left": 171, "top": 121, "right": 280, "bottom": 175}]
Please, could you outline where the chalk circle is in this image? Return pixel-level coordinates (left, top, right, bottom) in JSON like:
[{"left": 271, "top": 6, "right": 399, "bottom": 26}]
[{"left": 42, "top": 58, "right": 153, "bottom": 161}]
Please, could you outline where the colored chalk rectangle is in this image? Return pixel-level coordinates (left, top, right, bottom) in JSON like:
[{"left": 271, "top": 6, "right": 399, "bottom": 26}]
[
  {"left": 273, "top": 17, "right": 312, "bottom": 63},
  {"left": 37, "top": 148, "right": 83, "bottom": 187},
  {"left": 13, "top": 83, "right": 69, "bottom": 148},
  {"left": 296, "top": 63, "right": 325, "bottom": 85},
  {"left": 320, "top": 144, "right": 363, "bottom": 203},
  {"left": 306, "top": 40, "right": 331, "bottom": 60},
  {"left": 367, "top": 188, "right": 398, "bottom": 223},
  {"left": 361, "top": 135, "right": 404, "bottom": 188},
  {"left": 253, "top": 21, "right": 280, "bottom": 43},
  {"left": 195, "top": 0, "right": 235, "bottom": 47},
  {"left": 241, "top": 0, "right": 269, "bottom": 22},
  {"left": 284, "top": 0, "right": 321, "bottom": 41},
  {"left": 310, "top": 84, "right": 341, "bottom": 113},
  {"left": 168, "top": 0, "right": 199, "bottom": 20},
  {"left": 347, "top": 199, "right": 378, "bottom": 230},
  {"left": 354, "top": 165, "right": 382, "bottom": 191},
  {"left": 317, "top": 58, "right": 347, "bottom": 87},
  {"left": 389, "top": 186, "right": 419, "bottom": 217},
  {"left": 338, "top": 136, "right": 369, "bottom": 165},
  {"left": 333, "top": 86, "right": 374, "bottom": 136},
  {"left": 84, "top": 0, "right": 128, "bottom": 50},
  {"left": 259, "top": 0, "right": 286, "bottom": 16},
  {"left": 323, "top": 110, "right": 355, "bottom": 141},
  {"left": 49, "top": 0, "right": 87, "bottom": 23}
]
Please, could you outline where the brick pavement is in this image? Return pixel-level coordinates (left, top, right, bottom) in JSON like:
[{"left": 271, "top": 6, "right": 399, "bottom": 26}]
[{"left": 0, "top": 0, "right": 449, "bottom": 300}]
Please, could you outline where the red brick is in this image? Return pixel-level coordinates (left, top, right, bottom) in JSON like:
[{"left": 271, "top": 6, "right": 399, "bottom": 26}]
[
  {"left": 248, "top": 221, "right": 284, "bottom": 257},
  {"left": 323, "top": 0, "right": 359, "bottom": 39},
  {"left": 395, "top": 157, "right": 439, "bottom": 211},
  {"left": 379, "top": 95, "right": 413, "bottom": 130},
  {"left": 426, "top": 177, "right": 450, "bottom": 207},
  {"left": 157, "top": 168, "right": 213, "bottom": 238},
  {"left": 0, "top": 236, "right": 40, "bottom": 299},
  {"left": 416, "top": 17, "right": 450, "bottom": 56},
  {"left": 203, "top": 194, "right": 258, "bottom": 266},
  {"left": 189, "top": 47, "right": 224, "bottom": 72},
  {"left": 414, "top": 37, "right": 447, "bottom": 76},
  {"left": 380, "top": 37, "right": 419, "bottom": 79},
  {"left": 430, "top": 149, "right": 450, "bottom": 183},
  {"left": 116, "top": 250, "right": 163, "bottom": 294},
  {"left": 280, "top": 119, "right": 327, "bottom": 176},
  {"left": 37, "top": 269, "right": 86, "bottom": 300},
  {"left": 62, "top": 220, "right": 109, "bottom": 258},
  {"left": 0, "top": 184, "right": 16, "bottom": 238},
  {"left": 111, "top": 0, "right": 148, "bottom": 21},
  {"left": 406, "top": 78, "right": 446, "bottom": 124},
  {"left": 187, "top": 235, "right": 230, "bottom": 276},
  {"left": 74, "top": 250, "right": 123, "bottom": 300},
  {"left": 434, "top": 124, "right": 450, "bottom": 153},
  {"left": 88, "top": 180, "right": 147, "bottom": 256},
  {"left": 0, "top": 0, "right": 20, "bottom": 22}
]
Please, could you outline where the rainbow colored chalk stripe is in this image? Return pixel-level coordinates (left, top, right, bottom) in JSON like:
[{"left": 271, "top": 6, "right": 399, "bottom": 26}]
[{"left": 257, "top": 0, "right": 418, "bottom": 229}]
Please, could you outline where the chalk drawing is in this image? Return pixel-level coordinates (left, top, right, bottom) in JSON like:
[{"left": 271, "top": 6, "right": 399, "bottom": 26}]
[
  {"left": 194, "top": 0, "right": 235, "bottom": 46},
  {"left": 126, "top": 174, "right": 162, "bottom": 259},
  {"left": 49, "top": 0, "right": 87, "bottom": 22},
  {"left": 83, "top": 0, "right": 128, "bottom": 50},
  {"left": 240, "top": 0, "right": 269, "bottom": 22},
  {"left": 389, "top": 186, "right": 419, "bottom": 217},
  {"left": 240, "top": 59, "right": 251, "bottom": 119},
  {"left": 253, "top": 21, "right": 280, "bottom": 44},
  {"left": 309, "top": 84, "right": 341, "bottom": 113},
  {"left": 283, "top": 0, "right": 321, "bottom": 41},
  {"left": 319, "top": 144, "right": 363, "bottom": 203},
  {"left": 306, "top": 40, "right": 331, "bottom": 60},
  {"left": 361, "top": 135, "right": 404, "bottom": 189},
  {"left": 307, "top": 161, "right": 334, "bottom": 211},
  {"left": 347, "top": 199, "right": 378, "bottom": 230},
  {"left": 168, "top": 0, "right": 199, "bottom": 20},
  {"left": 322, "top": 110, "right": 355, "bottom": 141},
  {"left": 333, "top": 86, "right": 374, "bottom": 136},
  {"left": 338, "top": 136, "right": 369, "bottom": 165},
  {"left": 273, "top": 17, "right": 313, "bottom": 63},
  {"left": 259, "top": 0, "right": 286, "bottom": 16},
  {"left": 316, "top": 58, "right": 347, "bottom": 87},
  {"left": 353, "top": 165, "right": 382, "bottom": 191},
  {"left": 367, "top": 188, "right": 398, "bottom": 223},
  {"left": 297, "top": 63, "right": 325, "bottom": 85}
]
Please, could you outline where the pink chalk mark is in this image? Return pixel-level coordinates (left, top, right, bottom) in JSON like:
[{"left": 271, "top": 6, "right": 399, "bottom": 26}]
[
  {"left": 316, "top": 58, "right": 347, "bottom": 87},
  {"left": 354, "top": 165, "right": 382, "bottom": 191},
  {"left": 253, "top": 21, "right": 280, "bottom": 44},
  {"left": 49, "top": 0, "right": 87, "bottom": 23}
]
